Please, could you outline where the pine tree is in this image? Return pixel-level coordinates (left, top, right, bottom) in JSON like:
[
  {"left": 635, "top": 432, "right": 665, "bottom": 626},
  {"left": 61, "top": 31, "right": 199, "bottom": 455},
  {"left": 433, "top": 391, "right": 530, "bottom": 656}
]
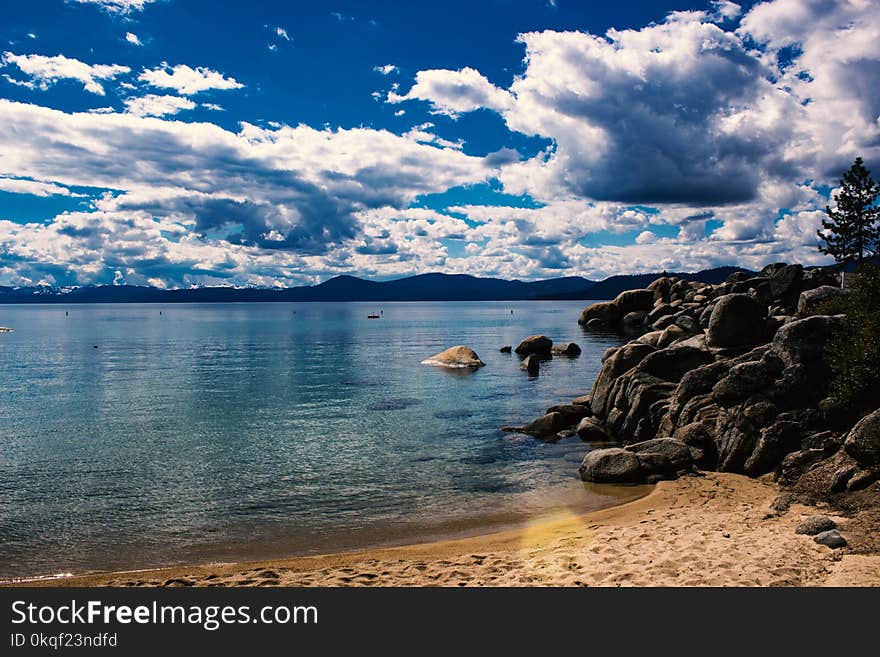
[{"left": 818, "top": 157, "right": 880, "bottom": 267}]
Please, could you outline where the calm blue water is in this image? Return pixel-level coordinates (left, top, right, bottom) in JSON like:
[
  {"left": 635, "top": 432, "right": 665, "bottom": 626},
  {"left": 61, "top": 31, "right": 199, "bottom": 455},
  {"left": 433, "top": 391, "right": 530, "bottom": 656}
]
[{"left": 0, "top": 301, "right": 643, "bottom": 579}]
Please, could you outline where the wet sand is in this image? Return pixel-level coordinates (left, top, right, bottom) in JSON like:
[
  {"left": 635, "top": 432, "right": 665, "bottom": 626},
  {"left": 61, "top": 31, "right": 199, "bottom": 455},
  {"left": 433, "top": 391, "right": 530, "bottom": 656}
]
[{"left": 13, "top": 472, "right": 879, "bottom": 587}]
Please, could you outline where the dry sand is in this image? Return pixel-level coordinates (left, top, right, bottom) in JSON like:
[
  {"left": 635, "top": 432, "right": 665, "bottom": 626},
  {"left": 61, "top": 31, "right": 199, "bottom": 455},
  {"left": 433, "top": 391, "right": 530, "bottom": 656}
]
[{"left": 15, "top": 473, "right": 880, "bottom": 587}]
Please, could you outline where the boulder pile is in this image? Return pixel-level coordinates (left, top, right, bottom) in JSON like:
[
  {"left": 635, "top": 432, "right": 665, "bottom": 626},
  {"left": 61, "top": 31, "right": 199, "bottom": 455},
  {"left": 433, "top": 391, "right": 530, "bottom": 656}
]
[{"left": 521, "top": 263, "right": 879, "bottom": 490}]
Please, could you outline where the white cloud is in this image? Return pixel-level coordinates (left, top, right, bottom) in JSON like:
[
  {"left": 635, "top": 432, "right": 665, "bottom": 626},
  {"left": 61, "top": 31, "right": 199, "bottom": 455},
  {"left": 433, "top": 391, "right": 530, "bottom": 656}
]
[
  {"left": 123, "top": 94, "right": 196, "bottom": 117},
  {"left": 0, "top": 177, "right": 80, "bottom": 197},
  {"left": 71, "top": 0, "right": 158, "bottom": 13},
  {"left": 388, "top": 67, "right": 514, "bottom": 118},
  {"left": 138, "top": 62, "right": 243, "bottom": 95},
  {"left": 374, "top": 64, "right": 397, "bottom": 75},
  {"left": 0, "top": 52, "right": 130, "bottom": 95},
  {"left": 710, "top": 1, "right": 742, "bottom": 22},
  {"left": 0, "top": 98, "right": 492, "bottom": 285},
  {"left": 635, "top": 230, "right": 656, "bottom": 245},
  {"left": 125, "top": 32, "right": 143, "bottom": 46}
]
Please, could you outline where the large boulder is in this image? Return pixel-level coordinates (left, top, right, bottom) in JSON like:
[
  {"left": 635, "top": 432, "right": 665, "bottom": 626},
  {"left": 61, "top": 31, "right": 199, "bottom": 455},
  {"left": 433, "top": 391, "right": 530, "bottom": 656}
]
[
  {"left": 712, "top": 361, "right": 775, "bottom": 406},
  {"left": 636, "top": 346, "right": 713, "bottom": 383},
  {"left": 579, "top": 301, "right": 618, "bottom": 326},
  {"left": 707, "top": 294, "right": 766, "bottom": 347},
  {"left": 521, "top": 412, "right": 568, "bottom": 439},
  {"left": 515, "top": 335, "right": 553, "bottom": 356},
  {"left": 626, "top": 438, "right": 694, "bottom": 470},
  {"left": 797, "top": 286, "right": 851, "bottom": 315},
  {"left": 844, "top": 409, "right": 880, "bottom": 467},
  {"left": 771, "top": 315, "right": 843, "bottom": 367},
  {"left": 622, "top": 311, "right": 648, "bottom": 326},
  {"left": 613, "top": 289, "right": 654, "bottom": 315},
  {"left": 576, "top": 416, "right": 609, "bottom": 442},
  {"left": 579, "top": 448, "right": 643, "bottom": 483},
  {"left": 421, "top": 346, "right": 485, "bottom": 368},
  {"left": 768, "top": 263, "right": 803, "bottom": 305}
]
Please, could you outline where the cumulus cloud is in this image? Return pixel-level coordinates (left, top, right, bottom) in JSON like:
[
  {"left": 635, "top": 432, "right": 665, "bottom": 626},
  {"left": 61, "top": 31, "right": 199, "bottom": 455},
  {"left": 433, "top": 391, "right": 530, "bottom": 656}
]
[
  {"left": 123, "top": 94, "right": 196, "bottom": 117},
  {"left": 0, "top": 98, "right": 492, "bottom": 285},
  {"left": 0, "top": 52, "right": 130, "bottom": 95},
  {"left": 388, "top": 67, "right": 514, "bottom": 118},
  {"left": 138, "top": 62, "right": 243, "bottom": 95}
]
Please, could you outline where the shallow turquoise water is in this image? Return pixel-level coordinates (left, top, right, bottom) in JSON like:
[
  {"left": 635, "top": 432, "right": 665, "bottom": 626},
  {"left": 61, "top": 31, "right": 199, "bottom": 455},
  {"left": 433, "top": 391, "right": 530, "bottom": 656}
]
[{"left": 0, "top": 301, "right": 641, "bottom": 578}]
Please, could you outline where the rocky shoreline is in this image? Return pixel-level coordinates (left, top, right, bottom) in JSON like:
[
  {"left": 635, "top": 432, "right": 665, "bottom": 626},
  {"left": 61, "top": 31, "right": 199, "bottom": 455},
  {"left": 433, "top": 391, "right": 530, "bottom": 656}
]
[{"left": 504, "top": 262, "right": 879, "bottom": 550}]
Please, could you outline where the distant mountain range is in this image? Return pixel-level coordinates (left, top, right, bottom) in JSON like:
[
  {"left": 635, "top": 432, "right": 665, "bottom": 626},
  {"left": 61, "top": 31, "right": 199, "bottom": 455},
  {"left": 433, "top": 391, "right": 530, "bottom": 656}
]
[{"left": 0, "top": 267, "right": 752, "bottom": 304}]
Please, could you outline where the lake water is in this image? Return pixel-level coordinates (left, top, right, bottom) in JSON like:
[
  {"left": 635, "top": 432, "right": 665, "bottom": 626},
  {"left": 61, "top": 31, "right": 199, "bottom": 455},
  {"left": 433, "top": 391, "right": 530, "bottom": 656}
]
[{"left": 0, "top": 301, "right": 647, "bottom": 579}]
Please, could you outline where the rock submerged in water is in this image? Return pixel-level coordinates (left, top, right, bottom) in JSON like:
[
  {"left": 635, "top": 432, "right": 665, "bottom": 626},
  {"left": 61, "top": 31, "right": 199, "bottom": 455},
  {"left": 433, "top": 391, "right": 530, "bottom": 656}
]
[
  {"left": 421, "top": 346, "right": 485, "bottom": 369},
  {"left": 514, "top": 334, "right": 553, "bottom": 356},
  {"left": 551, "top": 342, "right": 581, "bottom": 357},
  {"left": 521, "top": 354, "right": 541, "bottom": 376}
]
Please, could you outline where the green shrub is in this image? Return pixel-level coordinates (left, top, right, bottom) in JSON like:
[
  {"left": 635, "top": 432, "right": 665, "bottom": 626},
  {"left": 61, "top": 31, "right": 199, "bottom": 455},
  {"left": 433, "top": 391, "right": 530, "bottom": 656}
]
[{"left": 821, "top": 265, "right": 880, "bottom": 411}]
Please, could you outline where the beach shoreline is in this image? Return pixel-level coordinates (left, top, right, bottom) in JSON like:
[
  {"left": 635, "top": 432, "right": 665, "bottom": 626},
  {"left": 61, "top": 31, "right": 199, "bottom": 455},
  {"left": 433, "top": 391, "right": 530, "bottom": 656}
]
[{"left": 9, "top": 472, "right": 879, "bottom": 588}]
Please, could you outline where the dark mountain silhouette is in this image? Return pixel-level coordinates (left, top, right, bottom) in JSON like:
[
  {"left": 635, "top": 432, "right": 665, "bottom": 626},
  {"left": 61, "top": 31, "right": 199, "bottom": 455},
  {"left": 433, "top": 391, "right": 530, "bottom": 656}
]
[
  {"left": 0, "top": 273, "right": 595, "bottom": 304},
  {"left": 0, "top": 266, "right": 759, "bottom": 304}
]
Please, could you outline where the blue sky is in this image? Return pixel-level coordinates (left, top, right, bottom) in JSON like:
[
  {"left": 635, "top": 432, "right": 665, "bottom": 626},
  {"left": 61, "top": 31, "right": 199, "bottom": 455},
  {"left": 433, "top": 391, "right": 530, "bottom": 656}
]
[{"left": 0, "top": 0, "right": 877, "bottom": 287}]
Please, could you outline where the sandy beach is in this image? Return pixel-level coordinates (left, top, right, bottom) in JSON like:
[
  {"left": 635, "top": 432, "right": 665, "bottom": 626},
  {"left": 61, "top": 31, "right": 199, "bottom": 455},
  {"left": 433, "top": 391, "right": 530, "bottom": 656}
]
[{"left": 15, "top": 472, "right": 878, "bottom": 588}]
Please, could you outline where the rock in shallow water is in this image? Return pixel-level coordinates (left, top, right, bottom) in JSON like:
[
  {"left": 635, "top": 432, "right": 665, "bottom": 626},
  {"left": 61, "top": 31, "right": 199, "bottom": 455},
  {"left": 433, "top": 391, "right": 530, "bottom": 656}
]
[
  {"left": 551, "top": 342, "right": 582, "bottom": 357},
  {"left": 521, "top": 412, "right": 568, "bottom": 439},
  {"left": 514, "top": 334, "right": 553, "bottom": 355},
  {"left": 521, "top": 354, "right": 541, "bottom": 376},
  {"left": 421, "top": 345, "right": 485, "bottom": 369}
]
